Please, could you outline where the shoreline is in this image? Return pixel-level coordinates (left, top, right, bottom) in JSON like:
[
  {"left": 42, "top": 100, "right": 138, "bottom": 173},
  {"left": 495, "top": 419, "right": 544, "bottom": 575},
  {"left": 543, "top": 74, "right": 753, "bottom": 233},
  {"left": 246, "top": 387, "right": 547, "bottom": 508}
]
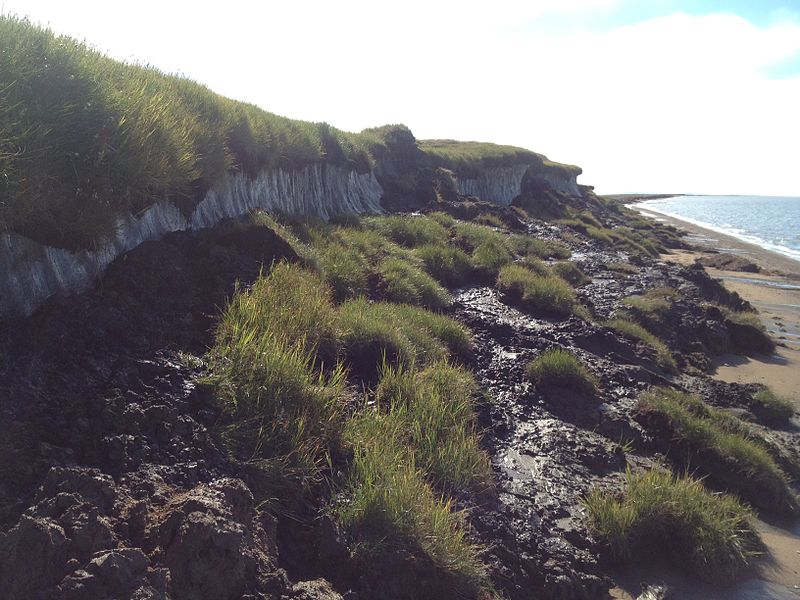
[
  {"left": 613, "top": 209, "right": 800, "bottom": 600},
  {"left": 635, "top": 206, "right": 800, "bottom": 279},
  {"left": 639, "top": 209, "right": 800, "bottom": 400}
]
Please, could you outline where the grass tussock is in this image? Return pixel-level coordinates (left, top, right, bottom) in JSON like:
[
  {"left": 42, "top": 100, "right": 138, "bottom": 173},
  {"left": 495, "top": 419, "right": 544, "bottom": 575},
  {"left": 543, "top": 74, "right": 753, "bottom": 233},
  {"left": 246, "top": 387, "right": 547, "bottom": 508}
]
[
  {"left": 377, "top": 257, "right": 451, "bottom": 309},
  {"left": 414, "top": 244, "right": 474, "bottom": 287},
  {"left": 209, "top": 264, "right": 344, "bottom": 487},
  {"left": 584, "top": 468, "right": 761, "bottom": 582},
  {"left": 497, "top": 264, "right": 577, "bottom": 318},
  {"left": 365, "top": 214, "right": 449, "bottom": 248},
  {"left": 512, "top": 235, "right": 571, "bottom": 260},
  {"left": 718, "top": 306, "right": 775, "bottom": 354},
  {"left": 621, "top": 286, "right": 678, "bottom": 318},
  {"left": 338, "top": 299, "right": 471, "bottom": 377},
  {"left": 638, "top": 387, "right": 798, "bottom": 514},
  {"left": 752, "top": 387, "right": 796, "bottom": 423},
  {"left": 335, "top": 361, "right": 493, "bottom": 594},
  {"left": 526, "top": 348, "right": 597, "bottom": 395},
  {"left": 605, "top": 317, "right": 677, "bottom": 373}
]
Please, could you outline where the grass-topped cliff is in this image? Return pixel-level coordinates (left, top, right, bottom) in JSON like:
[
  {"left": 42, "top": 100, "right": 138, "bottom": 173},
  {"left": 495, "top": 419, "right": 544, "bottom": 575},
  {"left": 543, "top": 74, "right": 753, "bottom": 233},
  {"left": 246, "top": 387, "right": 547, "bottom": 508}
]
[{"left": 0, "top": 16, "right": 576, "bottom": 251}]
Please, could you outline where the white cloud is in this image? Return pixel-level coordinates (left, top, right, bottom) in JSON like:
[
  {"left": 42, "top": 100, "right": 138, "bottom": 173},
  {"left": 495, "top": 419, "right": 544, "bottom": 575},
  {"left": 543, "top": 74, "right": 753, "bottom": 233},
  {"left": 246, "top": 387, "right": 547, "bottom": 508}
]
[{"left": 3, "top": 2, "right": 799, "bottom": 194}]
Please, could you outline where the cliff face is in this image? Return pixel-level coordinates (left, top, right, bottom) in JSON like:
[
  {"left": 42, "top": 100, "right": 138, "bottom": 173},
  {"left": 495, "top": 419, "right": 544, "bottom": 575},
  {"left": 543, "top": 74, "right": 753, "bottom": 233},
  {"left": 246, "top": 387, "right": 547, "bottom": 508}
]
[
  {"left": 0, "top": 165, "right": 383, "bottom": 318},
  {"left": 455, "top": 164, "right": 582, "bottom": 205}
]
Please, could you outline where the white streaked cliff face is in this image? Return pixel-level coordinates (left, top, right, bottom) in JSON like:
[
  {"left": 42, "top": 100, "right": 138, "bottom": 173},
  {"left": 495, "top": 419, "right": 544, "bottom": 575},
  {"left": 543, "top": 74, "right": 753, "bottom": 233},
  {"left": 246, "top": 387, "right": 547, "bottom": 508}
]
[
  {"left": 0, "top": 165, "right": 383, "bottom": 318},
  {"left": 455, "top": 165, "right": 581, "bottom": 205}
]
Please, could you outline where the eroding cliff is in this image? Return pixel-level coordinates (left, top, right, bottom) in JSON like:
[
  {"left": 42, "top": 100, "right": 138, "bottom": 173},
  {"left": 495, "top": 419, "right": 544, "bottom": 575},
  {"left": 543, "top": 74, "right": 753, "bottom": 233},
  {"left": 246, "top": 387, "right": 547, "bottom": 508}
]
[
  {"left": 0, "top": 165, "right": 382, "bottom": 318},
  {"left": 454, "top": 164, "right": 583, "bottom": 205}
]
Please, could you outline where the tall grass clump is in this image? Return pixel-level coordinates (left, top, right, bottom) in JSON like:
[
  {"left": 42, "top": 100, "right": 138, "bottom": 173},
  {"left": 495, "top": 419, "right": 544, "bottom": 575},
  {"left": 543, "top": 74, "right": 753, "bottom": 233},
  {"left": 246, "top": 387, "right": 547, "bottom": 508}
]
[
  {"left": 512, "top": 235, "right": 571, "bottom": 260},
  {"left": 751, "top": 387, "right": 796, "bottom": 423},
  {"left": 638, "top": 387, "right": 798, "bottom": 514},
  {"left": 497, "top": 264, "right": 577, "bottom": 318},
  {"left": 414, "top": 244, "right": 474, "bottom": 287},
  {"left": 364, "top": 214, "right": 449, "bottom": 248},
  {"left": 375, "top": 362, "right": 493, "bottom": 495},
  {"left": 314, "top": 241, "right": 372, "bottom": 301},
  {"left": 208, "top": 263, "right": 344, "bottom": 487},
  {"left": 451, "top": 222, "right": 512, "bottom": 275},
  {"left": 718, "top": 306, "right": 775, "bottom": 355},
  {"left": 336, "top": 412, "right": 489, "bottom": 595},
  {"left": 526, "top": 349, "right": 597, "bottom": 395},
  {"left": 334, "top": 360, "right": 493, "bottom": 594},
  {"left": 584, "top": 468, "right": 761, "bottom": 581},
  {"left": 605, "top": 317, "right": 676, "bottom": 373},
  {"left": 622, "top": 286, "right": 678, "bottom": 319},
  {"left": 377, "top": 257, "right": 451, "bottom": 309},
  {"left": 337, "top": 299, "right": 471, "bottom": 377}
]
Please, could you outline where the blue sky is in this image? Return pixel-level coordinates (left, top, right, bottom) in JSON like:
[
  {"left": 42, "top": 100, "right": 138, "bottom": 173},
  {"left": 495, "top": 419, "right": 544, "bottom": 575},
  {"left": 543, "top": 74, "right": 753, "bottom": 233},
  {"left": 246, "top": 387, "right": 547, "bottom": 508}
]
[{"left": 3, "top": 0, "right": 799, "bottom": 195}]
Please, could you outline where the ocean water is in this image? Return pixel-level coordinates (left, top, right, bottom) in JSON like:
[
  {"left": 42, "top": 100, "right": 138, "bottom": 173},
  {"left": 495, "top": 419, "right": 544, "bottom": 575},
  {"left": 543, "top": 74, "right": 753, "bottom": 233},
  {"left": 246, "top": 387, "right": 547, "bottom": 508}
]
[{"left": 633, "top": 195, "right": 800, "bottom": 263}]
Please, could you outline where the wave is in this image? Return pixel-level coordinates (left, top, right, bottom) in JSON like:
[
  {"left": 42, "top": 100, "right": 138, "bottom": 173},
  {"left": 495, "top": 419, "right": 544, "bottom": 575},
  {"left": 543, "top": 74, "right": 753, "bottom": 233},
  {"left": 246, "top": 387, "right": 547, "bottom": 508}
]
[{"left": 633, "top": 202, "right": 800, "bottom": 264}]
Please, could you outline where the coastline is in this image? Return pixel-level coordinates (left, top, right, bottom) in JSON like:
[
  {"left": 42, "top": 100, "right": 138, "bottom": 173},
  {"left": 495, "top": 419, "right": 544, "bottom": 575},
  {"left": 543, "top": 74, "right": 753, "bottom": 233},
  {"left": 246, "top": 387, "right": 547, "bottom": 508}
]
[
  {"left": 635, "top": 206, "right": 800, "bottom": 279},
  {"left": 636, "top": 208, "right": 800, "bottom": 401},
  {"left": 614, "top": 208, "right": 800, "bottom": 600}
]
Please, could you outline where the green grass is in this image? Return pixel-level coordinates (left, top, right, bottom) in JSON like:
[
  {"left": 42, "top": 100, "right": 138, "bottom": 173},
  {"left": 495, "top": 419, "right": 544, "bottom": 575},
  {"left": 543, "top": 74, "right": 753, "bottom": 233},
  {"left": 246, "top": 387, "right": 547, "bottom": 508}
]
[
  {"left": 621, "top": 287, "right": 678, "bottom": 319},
  {"left": 584, "top": 468, "right": 761, "bottom": 582},
  {"left": 512, "top": 235, "right": 572, "bottom": 260},
  {"left": 336, "top": 411, "right": 489, "bottom": 595},
  {"left": 526, "top": 348, "right": 597, "bottom": 395},
  {"left": 605, "top": 317, "right": 677, "bottom": 372},
  {"left": 0, "top": 16, "right": 377, "bottom": 249},
  {"left": 335, "top": 361, "right": 493, "bottom": 595},
  {"left": 752, "top": 387, "right": 796, "bottom": 423},
  {"left": 314, "top": 240, "right": 372, "bottom": 301},
  {"left": 638, "top": 388, "right": 798, "bottom": 514},
  {"left": 337, "top": 299, "right": 471, "bottom": 377},
  {"left": 496, "top": 264, "right": 577, "bottom": 318},
  {"left": 471, "top": 239, "right": 515, "bottom": 276},
  {"left": 208, "top": 263, "right": 344, "bottom": 488},
  {"left": 375, "top": 362, "right": 493, "bottom": 495},
  {"left": 414, "top": 244, "right": 474, "bottom": 287},
  {"left": 364, "top": 214, "right": 449, "bottom": 248},
  {"left": 718, "top": 306, "right": 775, "bottom": 354},
  {"left": 377, "top": 257, "right": 451, "bottom": 309},
  {"left": 551, "top": 261, "right": 590, "bottom": 286}
]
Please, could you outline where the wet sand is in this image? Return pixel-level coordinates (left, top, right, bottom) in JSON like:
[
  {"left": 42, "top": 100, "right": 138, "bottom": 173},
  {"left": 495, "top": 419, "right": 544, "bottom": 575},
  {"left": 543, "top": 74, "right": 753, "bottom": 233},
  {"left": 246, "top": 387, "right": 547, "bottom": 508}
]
[{"left": 609, "top": 209, "right": 800, "bottom": 598}]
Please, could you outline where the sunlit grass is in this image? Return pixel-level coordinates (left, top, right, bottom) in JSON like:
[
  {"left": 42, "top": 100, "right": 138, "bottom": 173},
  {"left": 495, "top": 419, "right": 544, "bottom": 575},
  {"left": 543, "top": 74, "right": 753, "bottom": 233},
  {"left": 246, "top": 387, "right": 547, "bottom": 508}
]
[{"left": 584, "top": 468, "right": 761, "bottom": 581}]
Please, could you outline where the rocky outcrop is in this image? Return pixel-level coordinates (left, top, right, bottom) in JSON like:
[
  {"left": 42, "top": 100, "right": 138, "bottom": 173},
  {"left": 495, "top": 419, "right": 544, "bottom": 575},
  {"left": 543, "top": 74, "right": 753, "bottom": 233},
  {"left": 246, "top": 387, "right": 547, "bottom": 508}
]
[{"left": 0, "top": 165, "right": 382, "bottom": 319}]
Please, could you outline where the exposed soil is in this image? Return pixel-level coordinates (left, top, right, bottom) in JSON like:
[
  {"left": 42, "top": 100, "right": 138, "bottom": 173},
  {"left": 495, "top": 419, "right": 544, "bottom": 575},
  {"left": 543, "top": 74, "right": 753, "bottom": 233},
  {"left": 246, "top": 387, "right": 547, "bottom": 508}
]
[{"left": 1, "top": 205, "right": 798, "bottom": 599}]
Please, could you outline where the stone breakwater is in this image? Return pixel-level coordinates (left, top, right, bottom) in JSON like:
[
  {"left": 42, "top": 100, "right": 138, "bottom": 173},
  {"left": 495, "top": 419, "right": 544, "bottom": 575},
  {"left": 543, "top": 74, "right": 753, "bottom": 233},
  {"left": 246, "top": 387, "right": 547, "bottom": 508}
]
[{"left": 0, "top": 165, "right": 383, "bottom": 318}]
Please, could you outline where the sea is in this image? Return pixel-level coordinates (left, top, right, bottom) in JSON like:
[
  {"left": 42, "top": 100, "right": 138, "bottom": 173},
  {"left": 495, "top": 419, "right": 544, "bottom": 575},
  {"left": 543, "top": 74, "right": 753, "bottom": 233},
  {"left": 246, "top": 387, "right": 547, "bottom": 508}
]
[{"left": 632, "top": 195, "right": 800, "bottom": 263}]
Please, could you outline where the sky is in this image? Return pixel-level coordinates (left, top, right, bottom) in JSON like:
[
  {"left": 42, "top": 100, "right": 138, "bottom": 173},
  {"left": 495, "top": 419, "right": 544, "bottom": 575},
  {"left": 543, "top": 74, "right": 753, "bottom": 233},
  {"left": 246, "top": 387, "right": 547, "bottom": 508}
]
[{"left": 3, "top": 0, "right": 800, "bottom": 195}]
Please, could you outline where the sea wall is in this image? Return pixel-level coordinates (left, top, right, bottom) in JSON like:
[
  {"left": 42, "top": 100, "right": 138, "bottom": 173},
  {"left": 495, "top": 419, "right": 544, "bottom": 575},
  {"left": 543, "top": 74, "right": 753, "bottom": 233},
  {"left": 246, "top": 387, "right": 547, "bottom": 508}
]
[
  {"left": 455, "top": 164, "right": 581, "bottom": 205},
  {"left": 1, "top": 165, "right": 383, "bottom": 318}
]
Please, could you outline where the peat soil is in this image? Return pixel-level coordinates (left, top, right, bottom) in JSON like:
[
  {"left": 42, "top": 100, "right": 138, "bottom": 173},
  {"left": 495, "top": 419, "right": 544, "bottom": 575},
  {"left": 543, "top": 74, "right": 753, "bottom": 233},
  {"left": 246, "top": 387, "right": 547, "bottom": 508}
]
[{"left": 0, "top": 214, "right": 798, "bottom": 599}]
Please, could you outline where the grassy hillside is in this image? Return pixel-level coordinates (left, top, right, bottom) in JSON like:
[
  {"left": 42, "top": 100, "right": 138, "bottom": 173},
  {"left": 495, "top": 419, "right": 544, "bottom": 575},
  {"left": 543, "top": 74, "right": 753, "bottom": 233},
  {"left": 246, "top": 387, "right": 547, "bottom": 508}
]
[
  {"left": 0, "top": 16, "right": 374, "bottom": 249},
  {"left": 420, "top": 139, "right": 582, "bottom": 179}
]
